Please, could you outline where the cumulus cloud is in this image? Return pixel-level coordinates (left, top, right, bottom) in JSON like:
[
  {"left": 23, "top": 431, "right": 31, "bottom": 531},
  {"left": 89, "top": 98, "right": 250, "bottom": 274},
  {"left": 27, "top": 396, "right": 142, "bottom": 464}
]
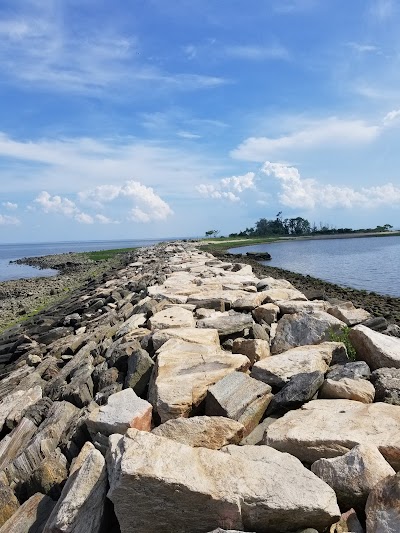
[
  {"left": 95, "top": 214, "right": 119, "bottom": 224},
  {"left": 231, "top": 118, "right": 381, "bottom": 161},
  {"left": 80, "top": 180, "right": 173, "bottom": 223},
  {"left": 34, "top": 191, "right": 93, "bottom": 224},
  {"left": 262, "top": 161, "right": 400, "bottom": 209},
  {"left": 2, "top": 201, "right": 18, "bottom": 210},
  {"left": 197, "top": 172, "right": 255, "bottom": 202},
  {"left": 383, "top": 109, "right": 400, "bottom": 125},
  {"left": 0, "top": 214, "right": 20, "bottom": 225}
]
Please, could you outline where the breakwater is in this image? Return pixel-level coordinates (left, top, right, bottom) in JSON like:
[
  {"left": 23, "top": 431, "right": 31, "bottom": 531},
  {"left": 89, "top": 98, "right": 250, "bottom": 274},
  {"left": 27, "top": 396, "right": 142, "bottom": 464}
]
[{"left": 0, "top": 242, "right": 398, "bottom": 531}]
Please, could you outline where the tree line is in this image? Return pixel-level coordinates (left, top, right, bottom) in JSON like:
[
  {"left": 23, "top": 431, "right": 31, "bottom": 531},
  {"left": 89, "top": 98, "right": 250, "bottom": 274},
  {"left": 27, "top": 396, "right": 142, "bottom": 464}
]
[{"left": 227, "top": 213, "right": 393, "bottom": 238}]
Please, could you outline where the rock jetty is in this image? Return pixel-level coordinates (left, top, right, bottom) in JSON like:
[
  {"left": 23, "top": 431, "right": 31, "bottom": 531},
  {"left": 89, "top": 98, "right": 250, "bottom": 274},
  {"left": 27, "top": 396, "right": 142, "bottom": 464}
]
[{"left": 0, "top": 241, "right": 398, "bottom": 531}]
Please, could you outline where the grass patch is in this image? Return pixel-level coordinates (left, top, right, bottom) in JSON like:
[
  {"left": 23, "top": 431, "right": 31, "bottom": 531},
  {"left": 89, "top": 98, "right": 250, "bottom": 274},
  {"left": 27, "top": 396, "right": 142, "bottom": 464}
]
[
  {"left": 199, "top": 237, "right": 277, "bottom": 253},
  {"left": 329, "top": 326, "right": 357, "bottom": 361},
  {"left": 83, "top": 247, "right": 137, "bottom": 261}
]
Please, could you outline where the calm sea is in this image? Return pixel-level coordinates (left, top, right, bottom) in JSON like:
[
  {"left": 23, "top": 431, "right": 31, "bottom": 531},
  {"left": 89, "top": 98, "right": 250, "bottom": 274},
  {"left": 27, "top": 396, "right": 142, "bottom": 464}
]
[
  {"left": 0, "top": 239, "right": 166, "bottom": 282},
  {"left": 229, "top": 236, "right": 400, "bottom": 298}
]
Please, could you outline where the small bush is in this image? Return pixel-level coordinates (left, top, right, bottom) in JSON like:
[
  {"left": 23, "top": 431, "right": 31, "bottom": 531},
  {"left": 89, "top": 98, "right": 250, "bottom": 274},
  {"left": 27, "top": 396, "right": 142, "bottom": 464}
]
[{"left": 329, "top": 326, "right": 357, "bottom": 361}]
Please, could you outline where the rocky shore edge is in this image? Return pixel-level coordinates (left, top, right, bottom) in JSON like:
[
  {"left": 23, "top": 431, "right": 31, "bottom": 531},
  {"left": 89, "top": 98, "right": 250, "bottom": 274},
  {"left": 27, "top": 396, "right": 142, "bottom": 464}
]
[{"left": 0, "top": 242, "right": 399, "bottom": 531}]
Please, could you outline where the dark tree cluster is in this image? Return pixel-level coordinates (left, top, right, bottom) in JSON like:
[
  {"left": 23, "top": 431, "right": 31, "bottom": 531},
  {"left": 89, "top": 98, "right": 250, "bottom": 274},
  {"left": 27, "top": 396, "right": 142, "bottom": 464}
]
[{"left": 228, "top": 213, "right": 393, "bottom": 238}]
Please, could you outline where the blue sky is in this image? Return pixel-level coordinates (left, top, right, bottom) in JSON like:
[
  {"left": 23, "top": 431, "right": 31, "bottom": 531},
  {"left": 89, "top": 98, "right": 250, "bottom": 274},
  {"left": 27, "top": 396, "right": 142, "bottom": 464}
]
[{"left": 1, "top": 0, "right": 400, "bottom": 242}]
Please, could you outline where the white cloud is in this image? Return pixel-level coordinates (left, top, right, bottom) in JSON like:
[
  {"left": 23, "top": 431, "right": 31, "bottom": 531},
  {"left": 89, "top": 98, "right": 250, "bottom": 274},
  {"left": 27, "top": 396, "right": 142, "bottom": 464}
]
[
  {"left": 2, "top": 201, "right": 18, "bottom": 210},
  {"left": 0, "top": 132, "right": 225, "bottom": 197},
  {"left": 220, "top": 172, "right": 255, "bottom": 192},
  {"left": 95, "top": 214, "right": 119, "bottom": 224},
  {"left": 273, "top": 0, "right": 318, "bottom": 13},
  {"left": 80, "top": 180, "right": 174, "bottom": 223},
  {"left": 0, "top": 6, "right": 228, "bottom": 95},
  {"left": 347, "top": 42, "right": 379, "bottom": 53},
  {"left": 262, "top": 161, "right": 400, "bottom": 209},
  {"left": 383, "top": 109, "right": 400, "bottom": 125},
  {"left": 224, "top": 45, "right": 289, "bottom": 61},
  {"left": 34, "top": 191, "right": 94, "bottom": 224},
  {"left": 197, "top": 172, "right": 254, "bottom": 202},
  {"left": 231, "top": 117, "right": 381, "bottom": 161},
  {"left": 177, "top": 131, "right": 202, "bottom": 139},
  {"left": 0, "top": 214, "right": 20, "bottom": 225}
]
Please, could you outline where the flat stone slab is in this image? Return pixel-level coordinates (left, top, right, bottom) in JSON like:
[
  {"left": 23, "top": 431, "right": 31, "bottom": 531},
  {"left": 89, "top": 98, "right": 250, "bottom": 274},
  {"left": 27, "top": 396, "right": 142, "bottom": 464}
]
[
  {"left": 327, "top": 304, "right": 371, "bottom": 326},
  {"left": 271, "top": 311, "right": 346, "bottom": 354},
  {"left": 349, "top": 324, "right": 400, "bottom": 369},
  {"left": 148, "top": 307, "right": 195, "bottom": 330},
  {"left": 261, "top": 288, "right": 308, "bottom": 303},
  {"left": 149, "top": 339, "right": 250, "bottom": 423},
  {"left": 0, "top": 492, "right": 55, "bottom": 533},
  {"left": 265, "top": 399, "right": 400, "bottom": 469},
  {"left": 206, "top": 372, "right": 272, "bottom": 436},
  {"left": 107, "top": 429, "right": 340, "bottom": 533},
  {"left": 152, "top": 327, "right": 220, "bottom": 351},
  {"left": 197, "top": 311, "right": 254, "bottom": 336},
  {"left": 251, "top": 342, "right": 342, "bottom": 388},
  {"left": 320, "top": 377, "right": 375, "bottom": 403},
  {"left": 86, "top": 388, "right": 152, "bottom": 437},
  {"left": 43, "top": 446, "right": 107, "bottom": 533},
  {"left": 275, "top": 300, "right": 328, "bottom": 314},
  {"left": 152, "top": 416, "right": 244, "bottom": 449}
]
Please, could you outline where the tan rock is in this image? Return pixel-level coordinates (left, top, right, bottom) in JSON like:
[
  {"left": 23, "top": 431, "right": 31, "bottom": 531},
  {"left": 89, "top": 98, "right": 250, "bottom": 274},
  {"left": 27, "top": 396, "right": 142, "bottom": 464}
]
[
  {"left": 271, "top": 311, "right": 346, "bottom": 354},
  {"left": 311, "top": 444, "right": 395, "bottom": 509},
  {"left": 265, "top": 399, "right": 400, "bottom": 469},
  {"left": 0, "top": 484, "right": 19, "bottom": 527},
  {"left": 86, "top": 388, "right": 152, "bottom": 437},
  {"left": 251, "top": 342, "right": 341, "bottom": 388},
  {"left": 107, "top": 429, "right": 340, "bottom": 533},
  {"left": 206, "top": 372, "right": 272, "bottom": 436},
  {"left": 152, "top": 327, "right": 220, "bottom": 351},
  {"left": 43, "top": 446, "right": 107, "bottom": 533},
  {"left": 148, "top": 306, "right": 195, "bottom": 330},
  {"left": 148, "top": 339, "right": 250, "bottom": 423},
  {"left": 330, "top": 508, "right": 364, "bottom": 533},
  {"left": 152, "top": 416, "right": 244, "bottom": 449},
  {"left": 320, "top": 377, "right": 375, "bottom": 403},
  {"left": 261, "top": 288, "right": 308, "bottom": 303},
  {"left": 349, "top": 324, "right": 400, "bottom": 369},
  {"left": 327, "top": 302, "right": 371, "bottom": 326},
  {"left": 252, "top": 303, "right": 279, "bottom": 324},
  {"left": 232, "top": 338, "right": 270, "bottom": 364},
  {"left": 231, "top": 291, "right": 270, "bottom": 311},
  {"left": 0, "top": 492, "right": 55, "bottom": 533},
  {"left": 366, "top": 471, "right": 400, "bottom": 533},
  {"left": 276, "top": 300, "right": 328, "bottom": 314}
]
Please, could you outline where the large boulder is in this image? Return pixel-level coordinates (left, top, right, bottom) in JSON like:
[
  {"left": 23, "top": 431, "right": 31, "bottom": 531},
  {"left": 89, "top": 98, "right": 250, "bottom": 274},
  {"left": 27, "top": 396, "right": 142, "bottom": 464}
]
[
  {"left": 206, "top": 372, "right": 272, "bottom": 436},
  {"left": 43, "top": 445, "right": 107, "bottom": 533},
  {"left": 271, "top": 311, "right": 346, "bottom": 354},
  {"left": 311, "top": 444, "right": 395, "bottom": 510},
  {"left": 327, "top": 302, "right": 371, "bottom": 326},
  {"left": 349, "top": 325, "right": 400, "bottom": 369},
  {"left": 371, "top": 367, "right": 400, "bottom": 405},
  {"left": 86, "top": 388, "right": 152, "bottom": 437},
  {"left": 266, "top": 372, "right": 324, "bottom": 415},
  {"left": 251, "top": 342, "right": 343, "bottom": 388},
  {"left": 148, "top": 339, "right": 250, "bottom": 422},
  {"left": 0, "top": 492, "right": 55, "bottom": 533},
  {"left": 197, "top": 312, "right": 254, "bottom": 337},
  {"left": 148, "top": 306, "right": 195, "bottom": 330},
  {"left": 319, "top": 377, "right": 375, "bottom": 403},
  {"left": 265, "top": 399, "right": 400, "bottom": 469},
  {"left": 366, "top": 471, "right": 400, "bottom": 533},
  {"left": 231, "top": 338, "right": 270, "bottom": 364},
  {"left": 151, "top": 327, "right": 220, "bottom": 351},
  {"left": 107, "top": 429, "right": 340, "bottom": 533},
  {"left": 152, "top": 416, "right": 244, "bottom": 449}
]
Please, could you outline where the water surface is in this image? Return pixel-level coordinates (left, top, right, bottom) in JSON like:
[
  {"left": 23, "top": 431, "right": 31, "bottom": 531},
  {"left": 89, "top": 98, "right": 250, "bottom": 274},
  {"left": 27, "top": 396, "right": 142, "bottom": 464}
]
[{"left": 229, "top": 236, "right": 400, "bottom": 297}]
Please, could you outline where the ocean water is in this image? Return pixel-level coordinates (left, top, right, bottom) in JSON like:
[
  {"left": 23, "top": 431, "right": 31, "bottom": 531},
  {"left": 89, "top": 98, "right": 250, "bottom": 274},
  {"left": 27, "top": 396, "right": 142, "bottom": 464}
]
[
  {"left": 229, "top": 236, "right": 400, "bottom": 298},
  {"left": 0, "top": 239, "right": 165, "bottom": 282}
]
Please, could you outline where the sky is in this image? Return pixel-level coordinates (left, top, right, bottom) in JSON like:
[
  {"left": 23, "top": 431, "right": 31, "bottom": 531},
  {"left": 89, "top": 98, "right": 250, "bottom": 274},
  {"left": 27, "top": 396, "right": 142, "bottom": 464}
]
[{"left": 1, "top": 0, "right": 400, "bottom": 242}]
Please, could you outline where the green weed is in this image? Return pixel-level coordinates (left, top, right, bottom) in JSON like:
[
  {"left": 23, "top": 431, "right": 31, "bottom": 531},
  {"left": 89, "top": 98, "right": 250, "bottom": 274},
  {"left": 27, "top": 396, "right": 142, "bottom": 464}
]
[{"left": 329, "top": 326, "right": 357, "bottom": 361}]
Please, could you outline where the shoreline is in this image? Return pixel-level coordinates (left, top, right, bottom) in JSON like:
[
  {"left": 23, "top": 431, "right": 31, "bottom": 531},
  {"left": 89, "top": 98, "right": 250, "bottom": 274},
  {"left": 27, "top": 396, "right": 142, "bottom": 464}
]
[{"left": 1, "top": 239, "right": 400, "bottom": 333}]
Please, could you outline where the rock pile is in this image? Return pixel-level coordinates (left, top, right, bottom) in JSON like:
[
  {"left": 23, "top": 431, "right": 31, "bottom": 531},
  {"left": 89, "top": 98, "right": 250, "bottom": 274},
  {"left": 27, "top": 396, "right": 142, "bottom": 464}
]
[{"left": 0, "top": 242, "right": 398, "bottom": 532}]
